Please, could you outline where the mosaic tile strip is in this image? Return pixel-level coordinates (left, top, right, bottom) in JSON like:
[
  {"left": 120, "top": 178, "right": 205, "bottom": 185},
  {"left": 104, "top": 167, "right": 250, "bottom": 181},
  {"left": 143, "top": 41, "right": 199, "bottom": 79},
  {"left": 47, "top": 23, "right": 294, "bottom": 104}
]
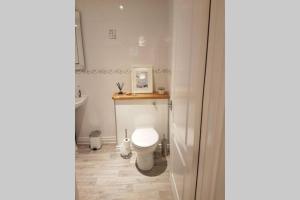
[{"left": 76, "top": 68, "right": 171, "bottom": 75}]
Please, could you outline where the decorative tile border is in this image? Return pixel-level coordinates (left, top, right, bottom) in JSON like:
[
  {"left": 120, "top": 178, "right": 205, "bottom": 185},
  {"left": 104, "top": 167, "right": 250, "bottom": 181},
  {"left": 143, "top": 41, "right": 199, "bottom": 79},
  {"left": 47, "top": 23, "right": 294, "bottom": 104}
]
[{"left": 76, "top": 68, "right": 171, "bottom": 75}]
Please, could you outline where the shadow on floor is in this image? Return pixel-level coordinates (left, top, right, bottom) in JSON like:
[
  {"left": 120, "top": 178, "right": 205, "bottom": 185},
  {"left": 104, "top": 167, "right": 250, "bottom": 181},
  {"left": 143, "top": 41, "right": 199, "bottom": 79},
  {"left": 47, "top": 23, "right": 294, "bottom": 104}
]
[{"left": 135, "top": 152, "right": 168, "bottom": 177}]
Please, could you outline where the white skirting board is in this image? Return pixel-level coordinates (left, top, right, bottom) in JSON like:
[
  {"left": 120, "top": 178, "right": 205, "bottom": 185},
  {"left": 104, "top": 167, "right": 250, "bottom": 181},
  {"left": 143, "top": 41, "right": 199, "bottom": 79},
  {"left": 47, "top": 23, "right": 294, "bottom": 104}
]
[{"left": 77, "top": 136, "right": 116, "bottom": 144}]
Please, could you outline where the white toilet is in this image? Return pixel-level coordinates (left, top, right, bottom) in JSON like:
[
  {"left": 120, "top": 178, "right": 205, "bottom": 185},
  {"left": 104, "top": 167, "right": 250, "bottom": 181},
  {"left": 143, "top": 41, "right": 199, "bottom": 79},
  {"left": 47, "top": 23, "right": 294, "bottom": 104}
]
[{"left": 131, "top": 128, "right": 159, "bottom": 171}]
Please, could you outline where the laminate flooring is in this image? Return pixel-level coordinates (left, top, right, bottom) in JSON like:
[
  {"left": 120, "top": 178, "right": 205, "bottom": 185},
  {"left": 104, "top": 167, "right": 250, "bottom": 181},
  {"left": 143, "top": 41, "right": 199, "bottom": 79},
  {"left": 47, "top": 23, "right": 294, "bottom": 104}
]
[{"left": 76, "top": 144, "right": 173, "bottom": 200}]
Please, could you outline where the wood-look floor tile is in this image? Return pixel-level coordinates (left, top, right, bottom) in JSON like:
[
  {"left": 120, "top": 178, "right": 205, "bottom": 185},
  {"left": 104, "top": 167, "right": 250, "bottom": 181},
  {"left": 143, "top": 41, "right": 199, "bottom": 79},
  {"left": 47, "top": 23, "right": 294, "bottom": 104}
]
[{"left": 76, "top": 144, "right": 173, "bottom": 200}]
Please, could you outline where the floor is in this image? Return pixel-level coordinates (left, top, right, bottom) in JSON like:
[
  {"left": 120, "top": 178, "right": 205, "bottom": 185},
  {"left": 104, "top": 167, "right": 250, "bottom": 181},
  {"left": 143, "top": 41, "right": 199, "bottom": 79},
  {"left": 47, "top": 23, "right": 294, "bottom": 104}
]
[{"left": 76, "top": 144, "right": 174, "bottom": 200}]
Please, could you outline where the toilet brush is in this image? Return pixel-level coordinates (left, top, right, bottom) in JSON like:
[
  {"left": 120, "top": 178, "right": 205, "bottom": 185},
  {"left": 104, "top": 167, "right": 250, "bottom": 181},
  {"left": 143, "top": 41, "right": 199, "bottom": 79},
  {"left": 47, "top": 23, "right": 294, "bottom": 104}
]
[
  {"left": 120, "top": 129, "right": 132, "bottom": 159},
  {"left": 161, "top": 134, "right": 168, "bottom": 157}
]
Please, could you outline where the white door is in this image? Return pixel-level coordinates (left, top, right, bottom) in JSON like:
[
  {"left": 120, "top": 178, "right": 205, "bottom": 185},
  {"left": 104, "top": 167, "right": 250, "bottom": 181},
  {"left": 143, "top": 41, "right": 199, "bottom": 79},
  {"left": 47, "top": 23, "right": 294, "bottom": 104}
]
[{"left": 169, "top": 0, "right": 210, "bottom": 199}]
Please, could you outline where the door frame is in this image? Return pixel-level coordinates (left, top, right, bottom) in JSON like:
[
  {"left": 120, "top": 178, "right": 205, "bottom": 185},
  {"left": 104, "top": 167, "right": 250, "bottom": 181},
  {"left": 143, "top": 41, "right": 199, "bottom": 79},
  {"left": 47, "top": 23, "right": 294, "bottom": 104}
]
[{"left": 195, "top": 0, "right": 225, "bottom": 198}]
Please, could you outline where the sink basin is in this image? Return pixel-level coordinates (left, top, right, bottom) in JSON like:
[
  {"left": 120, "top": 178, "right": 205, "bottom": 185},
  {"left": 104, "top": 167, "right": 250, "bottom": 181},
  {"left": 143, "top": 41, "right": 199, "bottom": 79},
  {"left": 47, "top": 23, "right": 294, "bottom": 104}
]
[{"left": 75, "top": 95, "right": 88, "bottom": 109}]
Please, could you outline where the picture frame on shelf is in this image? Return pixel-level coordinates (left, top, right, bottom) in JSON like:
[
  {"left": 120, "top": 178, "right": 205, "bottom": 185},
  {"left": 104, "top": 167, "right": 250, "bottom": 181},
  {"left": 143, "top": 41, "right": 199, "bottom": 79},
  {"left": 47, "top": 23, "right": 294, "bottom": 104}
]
[{"left": 131, "top": 66, "right": 153, "bottom": 94}]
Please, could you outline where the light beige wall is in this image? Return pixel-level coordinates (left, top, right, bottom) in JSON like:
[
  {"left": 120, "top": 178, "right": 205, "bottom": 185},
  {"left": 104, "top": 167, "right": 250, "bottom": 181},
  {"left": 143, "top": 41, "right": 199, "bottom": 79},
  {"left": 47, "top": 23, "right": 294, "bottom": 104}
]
[{"left": 75, "top": 0, "right": 172, "bottom": 143}]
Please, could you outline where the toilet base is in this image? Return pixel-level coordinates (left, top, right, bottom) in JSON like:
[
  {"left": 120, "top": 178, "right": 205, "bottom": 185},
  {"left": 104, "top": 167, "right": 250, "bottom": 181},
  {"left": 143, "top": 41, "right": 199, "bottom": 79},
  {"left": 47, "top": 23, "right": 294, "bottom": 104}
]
[{"left": 136, "top": 152, "right": 154, "bottom": 171}]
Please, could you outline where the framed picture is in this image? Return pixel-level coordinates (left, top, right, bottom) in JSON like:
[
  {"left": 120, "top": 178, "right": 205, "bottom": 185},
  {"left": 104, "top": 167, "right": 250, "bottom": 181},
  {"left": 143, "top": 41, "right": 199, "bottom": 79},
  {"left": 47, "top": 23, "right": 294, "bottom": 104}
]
[{"left": 131, "top": 66, "right": 153, "bottom": 93}]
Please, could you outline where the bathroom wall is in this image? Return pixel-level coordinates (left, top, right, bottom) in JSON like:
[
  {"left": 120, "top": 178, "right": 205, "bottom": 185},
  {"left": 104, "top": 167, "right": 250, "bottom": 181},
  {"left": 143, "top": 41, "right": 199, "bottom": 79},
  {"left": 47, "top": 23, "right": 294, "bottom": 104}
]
[{"left": 75, "top": 0, "right": 173, "bottom": 143}]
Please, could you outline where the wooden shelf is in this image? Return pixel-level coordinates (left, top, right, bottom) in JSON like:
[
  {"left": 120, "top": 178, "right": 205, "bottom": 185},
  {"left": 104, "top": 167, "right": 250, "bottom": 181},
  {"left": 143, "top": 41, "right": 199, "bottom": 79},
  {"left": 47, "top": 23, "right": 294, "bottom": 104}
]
[{"left": 112, "top": 92, "right": 170, "bottom": 100}]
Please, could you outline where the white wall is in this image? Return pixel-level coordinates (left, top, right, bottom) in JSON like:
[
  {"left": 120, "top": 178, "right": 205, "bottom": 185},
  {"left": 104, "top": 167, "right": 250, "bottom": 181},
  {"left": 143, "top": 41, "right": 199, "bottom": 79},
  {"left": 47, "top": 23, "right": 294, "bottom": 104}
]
[{"left": 75, "top": 0, "right": 172, "bottom": 143}]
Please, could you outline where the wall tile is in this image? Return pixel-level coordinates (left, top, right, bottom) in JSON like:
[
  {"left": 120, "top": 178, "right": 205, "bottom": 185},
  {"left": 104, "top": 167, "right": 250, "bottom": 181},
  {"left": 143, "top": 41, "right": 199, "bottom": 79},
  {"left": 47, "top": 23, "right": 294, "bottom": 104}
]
[{"left": 75, "top": 0, "right": 172, "bottom": 141}]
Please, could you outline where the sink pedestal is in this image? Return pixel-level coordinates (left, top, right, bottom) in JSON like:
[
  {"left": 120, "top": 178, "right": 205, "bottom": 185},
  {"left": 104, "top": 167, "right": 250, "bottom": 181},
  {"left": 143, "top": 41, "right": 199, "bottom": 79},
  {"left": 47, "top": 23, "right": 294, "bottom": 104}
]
[{"left": 75, "top": 95, "right": 88, "bottom": 151}]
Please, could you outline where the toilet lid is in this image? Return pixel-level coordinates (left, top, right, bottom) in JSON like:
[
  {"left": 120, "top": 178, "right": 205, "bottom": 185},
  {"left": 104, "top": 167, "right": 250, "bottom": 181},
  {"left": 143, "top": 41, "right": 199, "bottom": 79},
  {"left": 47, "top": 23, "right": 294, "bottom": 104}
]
[{"left": 131, "top": 128, "right": 159, "bottom": 148}]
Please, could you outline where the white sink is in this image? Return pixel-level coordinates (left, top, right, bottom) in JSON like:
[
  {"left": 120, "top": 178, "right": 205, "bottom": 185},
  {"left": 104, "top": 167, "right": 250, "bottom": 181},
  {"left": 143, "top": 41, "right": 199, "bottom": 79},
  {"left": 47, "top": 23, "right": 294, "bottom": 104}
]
[{"left": 75, "top": 95, "right": 88, "bottom": 109}]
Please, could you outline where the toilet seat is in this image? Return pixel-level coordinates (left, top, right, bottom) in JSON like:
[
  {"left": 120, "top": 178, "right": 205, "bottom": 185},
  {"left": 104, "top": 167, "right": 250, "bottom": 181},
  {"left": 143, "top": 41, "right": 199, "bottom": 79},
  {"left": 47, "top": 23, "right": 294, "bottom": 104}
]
[{"left": 131, "top": 128, "right": 159, "bottom": 148}]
